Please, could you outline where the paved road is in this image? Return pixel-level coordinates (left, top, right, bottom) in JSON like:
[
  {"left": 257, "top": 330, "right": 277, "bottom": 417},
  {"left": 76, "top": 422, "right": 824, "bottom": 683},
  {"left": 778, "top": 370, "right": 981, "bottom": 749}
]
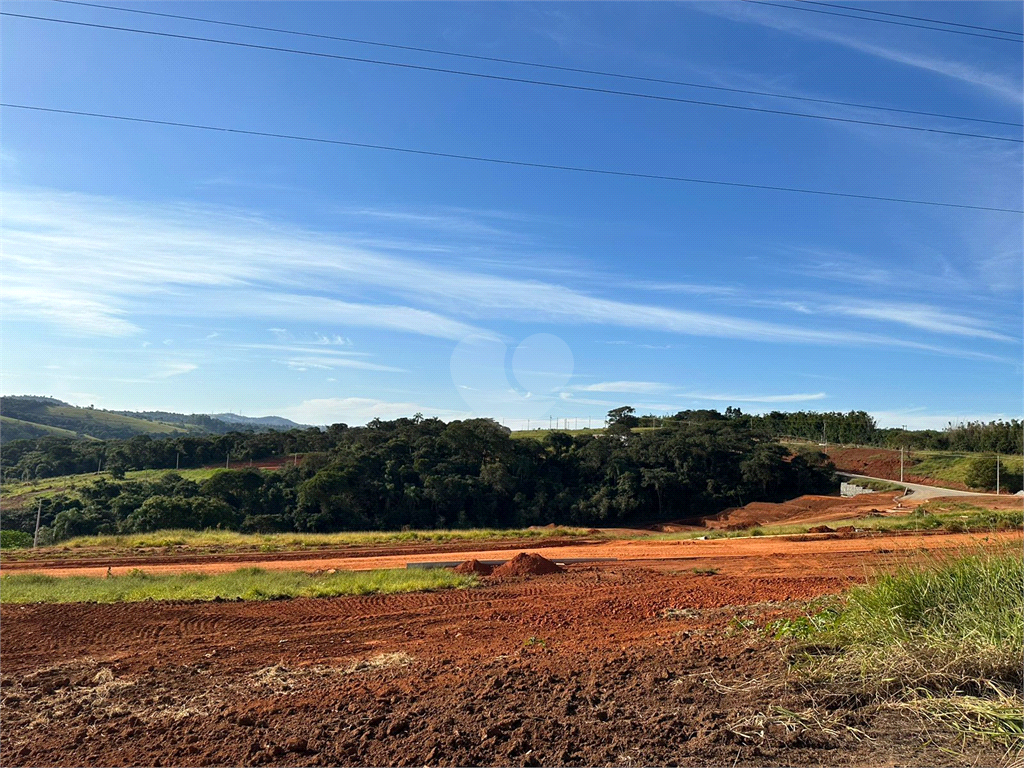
[{"left": 838, "top": 472, "right": 1005, "bottom": 500}]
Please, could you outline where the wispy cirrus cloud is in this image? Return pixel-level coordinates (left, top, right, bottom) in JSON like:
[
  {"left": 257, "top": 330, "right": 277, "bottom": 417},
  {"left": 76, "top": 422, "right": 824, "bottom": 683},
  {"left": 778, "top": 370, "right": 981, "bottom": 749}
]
[
  {"left": 1, "top": 188, "right": 1012, "bottom": 362},
  {"left": 695, "top": 2, "right": 1023, "bottom": 105},
  {"left": 278, "top": 397, "right": 469, "bottom": 426},
  {"left": 571, "top": 381, "right": 675, "bottom": 394},
  {"left": 683, "top": 391, "right": 827, "bottom": 404}
]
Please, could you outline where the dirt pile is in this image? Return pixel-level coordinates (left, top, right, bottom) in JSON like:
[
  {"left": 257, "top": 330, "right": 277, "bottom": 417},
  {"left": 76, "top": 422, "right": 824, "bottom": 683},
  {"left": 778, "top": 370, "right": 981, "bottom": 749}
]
[
  {"left": 452, "top": 559, "right": 494, "bottom": 576},
  {"left": 808, "top": 525, "right": 835, "bottom": 534},
  {"left": 490, "top": 553, "right": 564, "bottom": 578}
]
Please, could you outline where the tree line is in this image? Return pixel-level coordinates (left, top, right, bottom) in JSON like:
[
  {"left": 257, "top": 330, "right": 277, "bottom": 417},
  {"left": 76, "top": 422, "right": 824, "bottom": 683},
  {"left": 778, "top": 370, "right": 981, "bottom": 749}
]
[{"left": 3, "top": 416, "right": 837, "bottom": 542}]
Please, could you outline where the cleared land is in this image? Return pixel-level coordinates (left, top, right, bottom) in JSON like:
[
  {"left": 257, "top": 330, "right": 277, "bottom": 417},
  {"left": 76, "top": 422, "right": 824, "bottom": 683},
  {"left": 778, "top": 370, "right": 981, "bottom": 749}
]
[
  {"left": 2, "top": 532, "right": 1018, "bottom": 767},
  {"left": 2, "top": 491, "right": 1019, "bottom": 766},
  {"left": 825, "top": 445, "right": 1023, "bottom": 492}
]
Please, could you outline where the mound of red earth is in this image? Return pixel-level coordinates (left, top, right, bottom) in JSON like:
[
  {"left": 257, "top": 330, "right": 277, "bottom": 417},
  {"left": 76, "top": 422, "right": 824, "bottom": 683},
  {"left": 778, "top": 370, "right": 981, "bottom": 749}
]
[
  {"left": 807, "top": 525, "right": 835, "bottom": 534},
  {"left": 451, "top": 559, "right": 494, "bottom": 576},
  {"left": 490, "top": 553, "right": 564, "bottom": 578}
]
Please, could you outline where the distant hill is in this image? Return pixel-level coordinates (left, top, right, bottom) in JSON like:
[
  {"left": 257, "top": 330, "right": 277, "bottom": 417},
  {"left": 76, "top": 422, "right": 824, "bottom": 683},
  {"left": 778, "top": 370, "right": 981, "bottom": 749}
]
[
  {"left": 0, "top": 396, "right": 306, "bottom": 444},
  {"left": 210, "top": 413, "right": 305, "bottom": 429}
]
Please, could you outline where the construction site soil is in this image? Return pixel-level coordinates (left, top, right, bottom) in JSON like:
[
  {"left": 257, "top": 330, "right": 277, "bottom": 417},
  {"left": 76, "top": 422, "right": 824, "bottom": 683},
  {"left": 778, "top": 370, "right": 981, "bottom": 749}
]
[
  {"left": 827, "top": 447, "right": 976, "bottom": 491},
  {"left": 3, "top": 527, "right": 1018, "bottom": 767}
]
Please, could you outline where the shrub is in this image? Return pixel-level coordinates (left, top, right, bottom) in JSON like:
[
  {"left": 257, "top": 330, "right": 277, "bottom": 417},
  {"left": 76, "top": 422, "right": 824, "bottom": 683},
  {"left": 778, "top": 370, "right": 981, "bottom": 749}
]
[{"left": 0, "top": 530, "right": 33, "bottom": 549}]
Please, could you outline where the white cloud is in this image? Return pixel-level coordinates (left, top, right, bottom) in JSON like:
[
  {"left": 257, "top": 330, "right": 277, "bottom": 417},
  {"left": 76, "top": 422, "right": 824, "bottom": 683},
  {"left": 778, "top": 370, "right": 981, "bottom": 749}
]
[
  {"left": 278, "top": 356, "right": 405, "bottom": 373},
  {"left": 279, "top": 397, "right": 468, "bottom": 426},
  {"left": 571, "top": 381, "right": 674, "bottom": 394},
  {"left": 0, "top": 285, "right": 141, "bottom": 336},
  {"left": 870, "top": 410, "right": 1020, "bottom": 431},
  {"left": 153, "top": 362, "right": 198, "bottom": 378},
  {"left": 2, "top": 189, "right": 1012, "bottom": 359},
  {"left": 683, "top": 391, "right": 828, "bottom": 404},
  {"left": 696, "top": 2, "right": 1023, "bottom": 105},
  {"left": 827, "top": 302, "right": 1014, "bottom": 342}
]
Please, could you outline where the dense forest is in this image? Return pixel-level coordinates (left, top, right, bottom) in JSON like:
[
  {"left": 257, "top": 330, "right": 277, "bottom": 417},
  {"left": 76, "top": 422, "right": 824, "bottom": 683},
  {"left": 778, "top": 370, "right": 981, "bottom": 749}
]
[{"left": 2, "top": 416, "right": 837, "bottom": 542}]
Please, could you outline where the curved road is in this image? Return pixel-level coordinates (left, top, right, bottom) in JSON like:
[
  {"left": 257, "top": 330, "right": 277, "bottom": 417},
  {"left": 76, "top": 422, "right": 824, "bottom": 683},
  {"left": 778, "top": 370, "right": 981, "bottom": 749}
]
[{"left": 838, "top": 472, "right": 1007, "bottom": 500}]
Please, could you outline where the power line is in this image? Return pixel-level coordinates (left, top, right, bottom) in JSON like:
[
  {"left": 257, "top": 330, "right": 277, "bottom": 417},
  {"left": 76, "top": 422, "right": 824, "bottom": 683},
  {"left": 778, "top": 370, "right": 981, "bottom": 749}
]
[
  {"left": 3, "top": 102, "right": 1020, "bottom": 214},
  {"left": 5, "top": 11, "right": 1020, "bottom": 145},
  {"left": 742, "top": 0, "right": 1023, "bottom": 43},
  {"left": 794, "top": 0, "right": 1023, "bottom": 37},
  {"left": 48, "top": 0, "right": 1022, "bottom": 129}
]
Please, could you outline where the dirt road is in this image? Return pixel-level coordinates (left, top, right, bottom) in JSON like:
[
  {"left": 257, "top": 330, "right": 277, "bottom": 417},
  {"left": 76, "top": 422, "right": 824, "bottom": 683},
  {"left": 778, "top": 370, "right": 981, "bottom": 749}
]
[
  {"left": 3, "top": 529, "right": 1016, "bottom": 578},
  {"left": 837, "top": 472, "right": 1002, "bottom": 499}
]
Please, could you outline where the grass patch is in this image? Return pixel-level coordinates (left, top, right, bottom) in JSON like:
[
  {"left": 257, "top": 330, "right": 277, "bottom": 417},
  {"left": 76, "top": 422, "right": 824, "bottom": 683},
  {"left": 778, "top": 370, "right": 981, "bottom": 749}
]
[
  {"left": 33, "top": 525, "right": 599, "bottom": 555},
  {"left": 646, "top": 504, "right": 1021, "bottom": 542},
  {"left": 0, "top": 566, "right": 477, "bottom": 604},
  {"left": 782, "top": 549, "right": 1023, "bottom": 746}
]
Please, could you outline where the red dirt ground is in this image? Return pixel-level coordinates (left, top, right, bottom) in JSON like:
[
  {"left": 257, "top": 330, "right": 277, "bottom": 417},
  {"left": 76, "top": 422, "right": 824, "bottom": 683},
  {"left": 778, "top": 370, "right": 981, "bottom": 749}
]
[
  {"left": 708, "top": 491, "right": 903, "bottom": 529},
  {"left": 826, "top": 447, "right": 977, "bottom": 491},
  {"left": 5, "top": 529, "right": 1012, "bottom": 580},
  {"left": 3, "top": 534, "right": 1014, "bottom": 767}
]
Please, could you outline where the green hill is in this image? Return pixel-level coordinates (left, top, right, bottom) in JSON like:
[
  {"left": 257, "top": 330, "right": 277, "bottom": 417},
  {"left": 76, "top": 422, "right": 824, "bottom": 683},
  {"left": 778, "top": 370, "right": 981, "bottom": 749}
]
[
  {"left": 1, "top": 397, "right": 191, "bottom": 443},
  {"left": 0, "top": 415, "right": 85, "bottom": 442}
]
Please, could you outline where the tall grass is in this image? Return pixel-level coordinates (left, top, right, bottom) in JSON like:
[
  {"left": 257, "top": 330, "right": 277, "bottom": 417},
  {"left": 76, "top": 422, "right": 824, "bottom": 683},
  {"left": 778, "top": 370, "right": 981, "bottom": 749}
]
[
  {"left": 0, "top": 567, "right": 477, "bottom": 604},
  {"left": 784, "top": 548, "right": 1023, "bottom": 746},
  {"left": 45, "top": 526, "right": 597, "bottom": 553}
]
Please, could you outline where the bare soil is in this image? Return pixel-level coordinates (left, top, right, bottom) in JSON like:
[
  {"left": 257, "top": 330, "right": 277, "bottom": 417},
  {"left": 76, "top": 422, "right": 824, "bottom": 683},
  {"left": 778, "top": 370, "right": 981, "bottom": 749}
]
[
  {"left": 2, "top": 556, "right": 1009, "bottom": 767},
  {"left": 4, "top": 529, "right": 1013, "bottom": 579},
  {"left": 709, "top": 492, "right": 903, "bottom": 529},
  {"left": 827, "top": 447, "right": 977, "bottom": 491}
]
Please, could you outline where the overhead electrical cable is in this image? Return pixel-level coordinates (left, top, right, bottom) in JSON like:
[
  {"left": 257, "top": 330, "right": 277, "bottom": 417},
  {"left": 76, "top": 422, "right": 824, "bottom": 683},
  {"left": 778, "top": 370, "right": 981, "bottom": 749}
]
[
  {"left": 5, "top": 12, "right": 1020, "bottom": 145},
  {"left": 741, "top": 0, "right": 1023, "bottom": 43},
  {"left": 47, "top": 0, "right": 1022, "bottom": 129},
  {"left": 3, "top": 103, "right": 1020, "bottom": 214},
  {"left": 793, "top": 0, "right": 1023, "bottom": 37}
]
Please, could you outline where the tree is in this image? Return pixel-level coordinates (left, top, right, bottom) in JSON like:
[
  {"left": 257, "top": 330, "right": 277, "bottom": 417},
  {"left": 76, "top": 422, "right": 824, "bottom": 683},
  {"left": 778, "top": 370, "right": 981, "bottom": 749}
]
[{"left": 607, "top": 406, "right": 638, "bottom": 428}]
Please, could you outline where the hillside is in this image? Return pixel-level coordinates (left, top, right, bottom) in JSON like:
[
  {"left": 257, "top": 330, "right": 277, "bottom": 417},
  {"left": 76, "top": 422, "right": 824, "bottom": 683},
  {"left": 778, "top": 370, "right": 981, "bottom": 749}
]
[
  {"left": 1, "top": 397, "right": 306, "bottom": 444},
  {"left": 1, "top": 397, "right": 192, "bottom": 443},
  {"left": 0, "top": 415, "right": 86, "bottom": 442},
  {"left": 209, "top": 413, "right": 305, "bottom": 429}
]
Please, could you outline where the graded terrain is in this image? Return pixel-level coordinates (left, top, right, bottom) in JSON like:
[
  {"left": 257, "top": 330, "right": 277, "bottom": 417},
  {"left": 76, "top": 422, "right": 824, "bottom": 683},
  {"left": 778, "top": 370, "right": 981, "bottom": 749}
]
[{"left": 1, "top": 487, "right": 1019, "bottom": 767}]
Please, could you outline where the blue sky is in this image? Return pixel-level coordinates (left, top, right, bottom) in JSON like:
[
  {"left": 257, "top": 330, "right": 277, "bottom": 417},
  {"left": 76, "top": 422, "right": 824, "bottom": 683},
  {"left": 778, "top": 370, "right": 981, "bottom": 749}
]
[{"left": 1, "top": 1, "right": 1021, "bottom": 429}]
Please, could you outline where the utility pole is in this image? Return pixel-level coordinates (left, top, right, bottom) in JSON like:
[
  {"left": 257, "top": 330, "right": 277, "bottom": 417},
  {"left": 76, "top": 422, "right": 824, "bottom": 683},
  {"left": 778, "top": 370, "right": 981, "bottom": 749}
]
[
  {"left": 226, "top": 452, "right": 230, "bottom": 469},
  {"left": 996, "top": 453, "right": 1000, "bottom": 494},
  {"left": 176, "top": 452, "right": 180, "bottom": 471},
  {"left": 900, "top": 446, "right": 904, "bottom": 483},
  {"left": 33, "top": 501, "right": 42, "bottom": 548}
]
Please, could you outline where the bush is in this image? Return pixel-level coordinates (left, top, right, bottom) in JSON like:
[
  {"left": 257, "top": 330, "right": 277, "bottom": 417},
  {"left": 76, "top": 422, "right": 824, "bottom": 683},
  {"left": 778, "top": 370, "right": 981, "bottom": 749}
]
[
  {"left": 0, "top": 530, "right": 33, "bottom": 549},
  {"left": 963, "top": 456, "right": 1023, "bottom": 493}
]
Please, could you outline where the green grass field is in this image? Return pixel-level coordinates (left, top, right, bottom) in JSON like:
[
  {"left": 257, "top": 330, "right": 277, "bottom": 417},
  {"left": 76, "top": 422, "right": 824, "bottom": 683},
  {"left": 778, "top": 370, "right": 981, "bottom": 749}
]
[
  {"left": 0, "top": 566, "right": 477, "bottom": 604},
  {"left": 0, "top": 415, "right": 85, "bottom": 441}
]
